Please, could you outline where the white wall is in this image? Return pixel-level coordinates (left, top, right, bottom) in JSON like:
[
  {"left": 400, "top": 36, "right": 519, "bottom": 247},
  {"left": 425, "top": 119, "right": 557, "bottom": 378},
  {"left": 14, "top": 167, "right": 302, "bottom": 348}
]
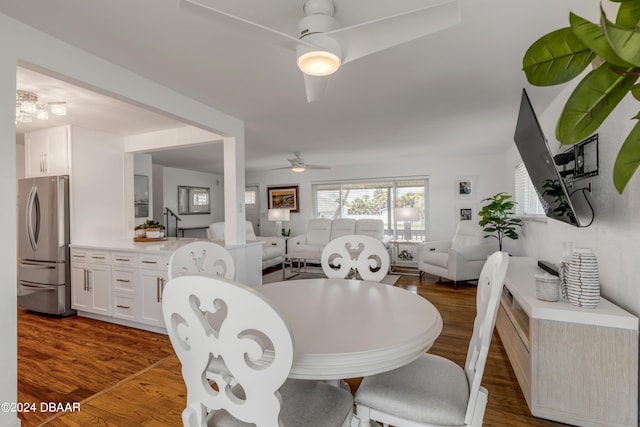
[
  {"left": 246, "top": 151, "right": 510, "bottom": 240},
  {"left": 162, "top": 166, "right": 224, "bottom": 237},
  {"left": 505, "top": 83, "right": 640, "bottom": 317},
  {"left": 70, "top": 126, "right": 126, "bottom": 243}
]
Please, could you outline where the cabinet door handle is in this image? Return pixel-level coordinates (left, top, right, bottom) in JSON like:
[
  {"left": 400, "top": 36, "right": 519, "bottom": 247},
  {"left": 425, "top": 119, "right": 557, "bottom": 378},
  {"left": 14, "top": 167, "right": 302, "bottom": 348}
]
[
  {"left": 92, "top": 256, "right": 105, "bottom": 260},
  {"left": 87, "top": 270, "right": 92, "bottom": 291},
  {"left": 142, "top": 260, "right": 158, "bottom": 265},
  {"left": 116, "top": 304, "right": 130, "bottom": 310},
  {"left": 83, "top": 269, "right": 88, "bottom": 291},
  {"left": 156, "top": 277, "right": 166, "bottom": 303},
  {"left": 116, "top": 279, "right": 130, "bottom": 283},
  {"left": 115, "top": 258, "right": 129, "bottom": 262}
]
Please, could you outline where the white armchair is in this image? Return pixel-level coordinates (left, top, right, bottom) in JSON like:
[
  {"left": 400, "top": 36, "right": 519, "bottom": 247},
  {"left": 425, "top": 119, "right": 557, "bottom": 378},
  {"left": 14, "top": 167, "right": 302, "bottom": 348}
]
[
  {"left": 417, "top": 221, "right": 498, "bottom": 288},
  {"left": 207, "top": 221, "right": 286, "bottom": 270}
]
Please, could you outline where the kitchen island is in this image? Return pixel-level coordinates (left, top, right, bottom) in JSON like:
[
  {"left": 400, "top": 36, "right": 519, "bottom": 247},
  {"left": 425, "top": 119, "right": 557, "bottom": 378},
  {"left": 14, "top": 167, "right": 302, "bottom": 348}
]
[{"left": 70, "top": 237, "right": 263, "bottom": 333}]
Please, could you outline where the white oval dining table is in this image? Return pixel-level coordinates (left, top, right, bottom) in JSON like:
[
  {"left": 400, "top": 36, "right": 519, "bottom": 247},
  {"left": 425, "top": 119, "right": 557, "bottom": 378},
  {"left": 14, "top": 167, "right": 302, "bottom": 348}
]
[{"left": 257, "top": 278, "right": 443, "bottom": 380}]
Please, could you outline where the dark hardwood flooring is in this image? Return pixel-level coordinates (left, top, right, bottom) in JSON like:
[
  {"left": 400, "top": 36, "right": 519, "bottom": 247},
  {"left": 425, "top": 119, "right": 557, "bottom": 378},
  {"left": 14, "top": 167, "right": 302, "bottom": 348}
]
[{"left": 17, "top": 273, "right": 568, "bottom": 426}]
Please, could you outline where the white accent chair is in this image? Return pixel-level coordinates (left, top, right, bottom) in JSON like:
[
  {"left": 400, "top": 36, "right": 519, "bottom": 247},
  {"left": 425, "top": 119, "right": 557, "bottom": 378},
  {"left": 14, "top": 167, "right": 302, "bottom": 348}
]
[
  {"left": 321, "top": 234, "right": 390, "bottom": 282},
  {"left": 168, "top": 241, "right": 235, "bottom": 280},
  {"left": 162, "top": 274, "right": 354, "bottom": 426},
  {"left": 207, "top": 221, "right": 286, "bottom": 270},
  {"left": 354, "top": 251, "right": 509, "bottom": 427},
  {"left": 416, "top": 221, "right": 498, "bottom": 288}
]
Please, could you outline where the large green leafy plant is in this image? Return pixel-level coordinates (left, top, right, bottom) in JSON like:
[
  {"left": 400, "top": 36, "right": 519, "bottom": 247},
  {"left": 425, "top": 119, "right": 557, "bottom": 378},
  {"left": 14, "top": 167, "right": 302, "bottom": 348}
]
[
  {"left": 478, "top": 193, "right": 522, "bottom": 251},
  {"left": 523, "top": 1, "right": 640, "bottom": 193}
]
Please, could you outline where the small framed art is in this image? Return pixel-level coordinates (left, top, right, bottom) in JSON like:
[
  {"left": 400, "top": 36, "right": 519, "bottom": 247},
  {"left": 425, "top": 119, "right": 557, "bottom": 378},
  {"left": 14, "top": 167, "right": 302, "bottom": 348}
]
[
  {"left": 268, "top": 185, "right": 299, "bottom": 213},
  {"left": 455, "top": 176, "right": 477, "bottom": 199}
]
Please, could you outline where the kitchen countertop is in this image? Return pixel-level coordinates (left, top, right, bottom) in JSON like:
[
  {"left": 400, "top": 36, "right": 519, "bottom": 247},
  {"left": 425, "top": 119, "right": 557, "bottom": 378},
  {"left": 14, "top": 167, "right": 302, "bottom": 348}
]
[{"left": 70, "top": 237, "right": 264, "bottom": 254}]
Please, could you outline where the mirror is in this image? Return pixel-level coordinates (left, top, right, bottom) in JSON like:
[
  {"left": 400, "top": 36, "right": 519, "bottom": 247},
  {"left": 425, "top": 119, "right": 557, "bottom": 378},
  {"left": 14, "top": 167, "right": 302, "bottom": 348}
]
[
  {"left": 134, "top": 175, "right": 149, "bottom": 218},
  {"left": 178, "top": 185, "right": 211, "bottom": 215}
]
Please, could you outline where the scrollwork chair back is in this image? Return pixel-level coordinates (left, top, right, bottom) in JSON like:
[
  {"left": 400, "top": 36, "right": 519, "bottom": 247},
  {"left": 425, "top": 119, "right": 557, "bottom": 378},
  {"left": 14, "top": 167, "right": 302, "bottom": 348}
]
[
  {"left": 321, "top": 234, "right": 390, "bottom": 282},
  {"left": 162, "top": 275, "right": 293, "bottom": 426},
  {"left": 168, "top": 241, "right": 235, "bottom": 280}
]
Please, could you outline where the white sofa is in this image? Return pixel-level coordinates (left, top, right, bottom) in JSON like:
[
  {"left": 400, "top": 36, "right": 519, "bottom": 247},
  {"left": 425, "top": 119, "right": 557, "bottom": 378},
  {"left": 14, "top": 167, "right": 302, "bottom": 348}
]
[
  {"left": 287, "top": 218, "right": 391, "bottom": 263},
  {"left": 416, "top": 221, "right": 498, "bottom": 287},
  {"left": 207, "top": 221, "right": 286, "bottom": 270}
]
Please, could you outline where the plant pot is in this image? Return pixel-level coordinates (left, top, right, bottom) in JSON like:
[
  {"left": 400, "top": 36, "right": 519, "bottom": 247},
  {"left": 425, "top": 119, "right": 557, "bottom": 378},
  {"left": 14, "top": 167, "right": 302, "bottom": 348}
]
[{"left": 146, "top": 228, "right": 161, "bottom": 238}]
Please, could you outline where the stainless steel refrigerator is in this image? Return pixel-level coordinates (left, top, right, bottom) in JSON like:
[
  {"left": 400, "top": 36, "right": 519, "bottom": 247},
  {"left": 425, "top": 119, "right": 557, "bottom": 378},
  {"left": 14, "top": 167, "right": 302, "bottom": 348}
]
[{"left": 17, "top": 175, "right": 75, "bottom": 316}]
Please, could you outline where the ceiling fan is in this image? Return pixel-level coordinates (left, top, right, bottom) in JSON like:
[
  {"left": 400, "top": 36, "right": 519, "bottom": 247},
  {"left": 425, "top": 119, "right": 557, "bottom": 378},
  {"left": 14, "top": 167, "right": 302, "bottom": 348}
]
[
  {"left": 272, "top": 152, "right": 331, "bottom": 172},
  {"left": 177, "top": 0, "right": 460, "bottom": 102}
]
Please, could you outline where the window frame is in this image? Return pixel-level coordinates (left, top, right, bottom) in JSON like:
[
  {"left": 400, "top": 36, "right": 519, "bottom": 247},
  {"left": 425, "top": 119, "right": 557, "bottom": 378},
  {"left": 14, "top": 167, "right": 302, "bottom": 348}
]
[{"left": 312, "top": 177, "right": 429, "bottom": 240}]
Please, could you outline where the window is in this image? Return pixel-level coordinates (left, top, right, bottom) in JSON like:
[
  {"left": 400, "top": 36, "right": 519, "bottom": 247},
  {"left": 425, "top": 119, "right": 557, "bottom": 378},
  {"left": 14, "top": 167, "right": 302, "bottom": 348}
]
[
  {"left": 244, "top": 190, "right": 256, "bottom": 205},
  {"left": 313, "top": 178, "right": 428, "bottom": 240},
  {"left": 514, "top": 163, "right": 545, "bottom": 218}
]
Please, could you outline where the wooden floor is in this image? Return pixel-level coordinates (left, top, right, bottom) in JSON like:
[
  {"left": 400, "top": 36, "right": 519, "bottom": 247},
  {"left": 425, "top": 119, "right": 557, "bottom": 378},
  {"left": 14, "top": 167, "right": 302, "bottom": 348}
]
[{"left": 17, "top": 274, "right": 568, "bottom": 426}]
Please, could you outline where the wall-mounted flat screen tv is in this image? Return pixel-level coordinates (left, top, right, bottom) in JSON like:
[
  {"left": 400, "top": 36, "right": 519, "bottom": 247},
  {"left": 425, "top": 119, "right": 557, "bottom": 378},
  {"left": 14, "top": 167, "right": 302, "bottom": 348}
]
[{"left": 513, "top": 89, "right": 586, "bottom": 227}]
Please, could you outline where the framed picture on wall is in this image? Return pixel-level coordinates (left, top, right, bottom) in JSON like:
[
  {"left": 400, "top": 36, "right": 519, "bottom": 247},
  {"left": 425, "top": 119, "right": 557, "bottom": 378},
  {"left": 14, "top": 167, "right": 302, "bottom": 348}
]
[
  {"left": 455, "top": 176, "right": 477, "bottom": 199},
  {"left": 268, "top": 185, "right": 299, "bottom": 213},
  {"left": 454, "top": 203, "right": 478, "bottom": 223}
]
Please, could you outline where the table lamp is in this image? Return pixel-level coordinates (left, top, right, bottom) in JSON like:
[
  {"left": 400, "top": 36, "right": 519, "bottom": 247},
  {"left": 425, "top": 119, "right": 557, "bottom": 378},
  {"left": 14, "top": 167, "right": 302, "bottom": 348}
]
[
  {"left": 395, "top": 207, "right": 420, "bottom": 241},
  {"left": 268, "top": 208, "right": 291, "bottom": 236}
]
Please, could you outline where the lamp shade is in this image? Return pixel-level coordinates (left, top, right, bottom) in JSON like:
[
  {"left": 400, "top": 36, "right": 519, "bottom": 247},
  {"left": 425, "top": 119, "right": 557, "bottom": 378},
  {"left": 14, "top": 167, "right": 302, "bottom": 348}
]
[
  {"left": 395, "top": 207, "right": 420, "bottom": 222},
  {"left": 268, "top": 208, "right": 290, "bottom": 222}
]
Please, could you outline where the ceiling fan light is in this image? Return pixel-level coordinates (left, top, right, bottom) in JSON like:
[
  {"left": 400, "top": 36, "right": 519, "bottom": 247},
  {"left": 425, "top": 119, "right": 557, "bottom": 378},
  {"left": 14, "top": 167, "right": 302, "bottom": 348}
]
[
  {"left": 291, "top": 165, "right": 306, "bottom": 172},
  {"left": 297, "top": 50, "right": 341, "bottom": 77}
]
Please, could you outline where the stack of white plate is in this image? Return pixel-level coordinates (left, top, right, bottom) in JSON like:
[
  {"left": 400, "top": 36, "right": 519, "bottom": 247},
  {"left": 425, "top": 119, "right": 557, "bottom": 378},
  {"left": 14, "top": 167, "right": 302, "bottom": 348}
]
[
  {"left": 567, "top": 248, "right": 600, "bottom": 308},
  {"left": 535, "top": 273, "right": 560, "bottom": 302}
]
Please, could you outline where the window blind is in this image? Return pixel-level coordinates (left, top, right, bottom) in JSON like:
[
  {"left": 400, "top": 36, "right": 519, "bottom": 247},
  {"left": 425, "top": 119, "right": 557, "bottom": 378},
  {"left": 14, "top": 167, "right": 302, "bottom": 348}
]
[{"left": 514, "top": 163, "right": 545, "bottom": 217}]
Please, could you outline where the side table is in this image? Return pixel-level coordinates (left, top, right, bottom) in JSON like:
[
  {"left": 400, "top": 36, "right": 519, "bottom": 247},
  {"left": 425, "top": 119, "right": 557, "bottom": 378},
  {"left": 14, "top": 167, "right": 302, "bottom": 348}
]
[{"left": 389, "top": 240, "right": 423, "bottom": 276}]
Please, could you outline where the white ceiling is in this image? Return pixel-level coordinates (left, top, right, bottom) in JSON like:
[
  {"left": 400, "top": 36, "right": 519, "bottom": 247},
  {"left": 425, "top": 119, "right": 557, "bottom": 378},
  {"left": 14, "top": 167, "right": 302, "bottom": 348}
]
[{"left": 4, "top": 0, "right": 586, "bottom": 174}]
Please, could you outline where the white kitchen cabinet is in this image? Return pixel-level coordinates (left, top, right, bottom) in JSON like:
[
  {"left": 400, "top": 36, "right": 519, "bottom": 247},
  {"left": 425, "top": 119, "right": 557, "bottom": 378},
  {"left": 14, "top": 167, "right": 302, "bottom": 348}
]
[
  {"left": 137, "top": 253, "right": 169, "bottom": 328},
  {"left": 24, "top": 125, "right": 70, "bottom": 177},
  {"left": 139, "top": 268, "right": 168, "bottom": 328},
  {"left": 70, "top": 252, "right": 111, "bottom": 316}
]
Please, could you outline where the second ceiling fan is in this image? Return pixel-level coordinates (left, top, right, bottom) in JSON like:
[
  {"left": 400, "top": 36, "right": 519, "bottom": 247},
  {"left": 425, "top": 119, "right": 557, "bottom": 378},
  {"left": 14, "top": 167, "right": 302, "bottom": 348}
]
[
  {"left": 178, "top": 0, "right": 460, "bottom": 102},
  {"left": 272, "top": 152, "right": 330, "bottom": 172}
]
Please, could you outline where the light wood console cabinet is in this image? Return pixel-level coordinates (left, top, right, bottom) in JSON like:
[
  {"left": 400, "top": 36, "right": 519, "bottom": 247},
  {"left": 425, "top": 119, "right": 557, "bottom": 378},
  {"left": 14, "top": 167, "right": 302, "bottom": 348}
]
[{"left": 497, "top": 257, "right": 638, "bottom": 427}]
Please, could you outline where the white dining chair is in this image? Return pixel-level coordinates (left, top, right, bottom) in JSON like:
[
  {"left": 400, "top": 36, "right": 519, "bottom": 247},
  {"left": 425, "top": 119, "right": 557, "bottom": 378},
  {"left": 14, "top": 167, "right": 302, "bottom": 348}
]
[
  {"left": 168, "top": 241, "right": 235, "bottom": 280},
  {"left": 162, "top": 274, "right": 354, "bottom": 427},
  {"left": 321, "top": 234, "right": 390, "bottom": 282},
  {"left": 354, "top": 251, "right": 509, "bottom": 427}
]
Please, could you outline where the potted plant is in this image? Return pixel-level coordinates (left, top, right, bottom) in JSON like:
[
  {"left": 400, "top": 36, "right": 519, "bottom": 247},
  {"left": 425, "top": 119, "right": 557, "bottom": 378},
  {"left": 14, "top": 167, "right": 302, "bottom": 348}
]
[
  {"left": 135, "top": 219, "right": 165, "bottom": 238},
  {"left": 522, "top": 5, "right": 640, "bottom": 194},
  {"left": 478, "top": 192, "right": 522, "bottom": 251}
]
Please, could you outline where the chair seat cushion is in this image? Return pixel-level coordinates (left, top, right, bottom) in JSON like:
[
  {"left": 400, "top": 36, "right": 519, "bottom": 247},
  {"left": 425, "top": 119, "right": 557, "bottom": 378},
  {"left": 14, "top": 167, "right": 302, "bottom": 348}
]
[
  {"left": 421, "top": 251, "right": 449, "bottom": 269},
  {"left": 210, "top": 379, "right": 353, "bottom": 426},
  {"left": 355, "top": 354, "right": 469, "bottom": 426},
  {"left": 289, "top": 244, "right": 324, "bottom": 260}
]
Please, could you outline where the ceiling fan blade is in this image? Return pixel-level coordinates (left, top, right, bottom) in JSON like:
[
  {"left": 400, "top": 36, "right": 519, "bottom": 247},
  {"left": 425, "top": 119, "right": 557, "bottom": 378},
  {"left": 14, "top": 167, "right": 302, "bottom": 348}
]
[
  {"left": 177, "top": 0, "right": 317, "bottom": 51},
  {"left": 303, "top": 74, "right": 332, "bottom": 102},
  {"left": 306, "top": 164, "right": 331, "bottom": 170},
  {"left": 271, "top": 166, "right": 296, "bottom": 170},
  {"left": 327, "top": 0, "right": 461, "bottom": 65}
]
